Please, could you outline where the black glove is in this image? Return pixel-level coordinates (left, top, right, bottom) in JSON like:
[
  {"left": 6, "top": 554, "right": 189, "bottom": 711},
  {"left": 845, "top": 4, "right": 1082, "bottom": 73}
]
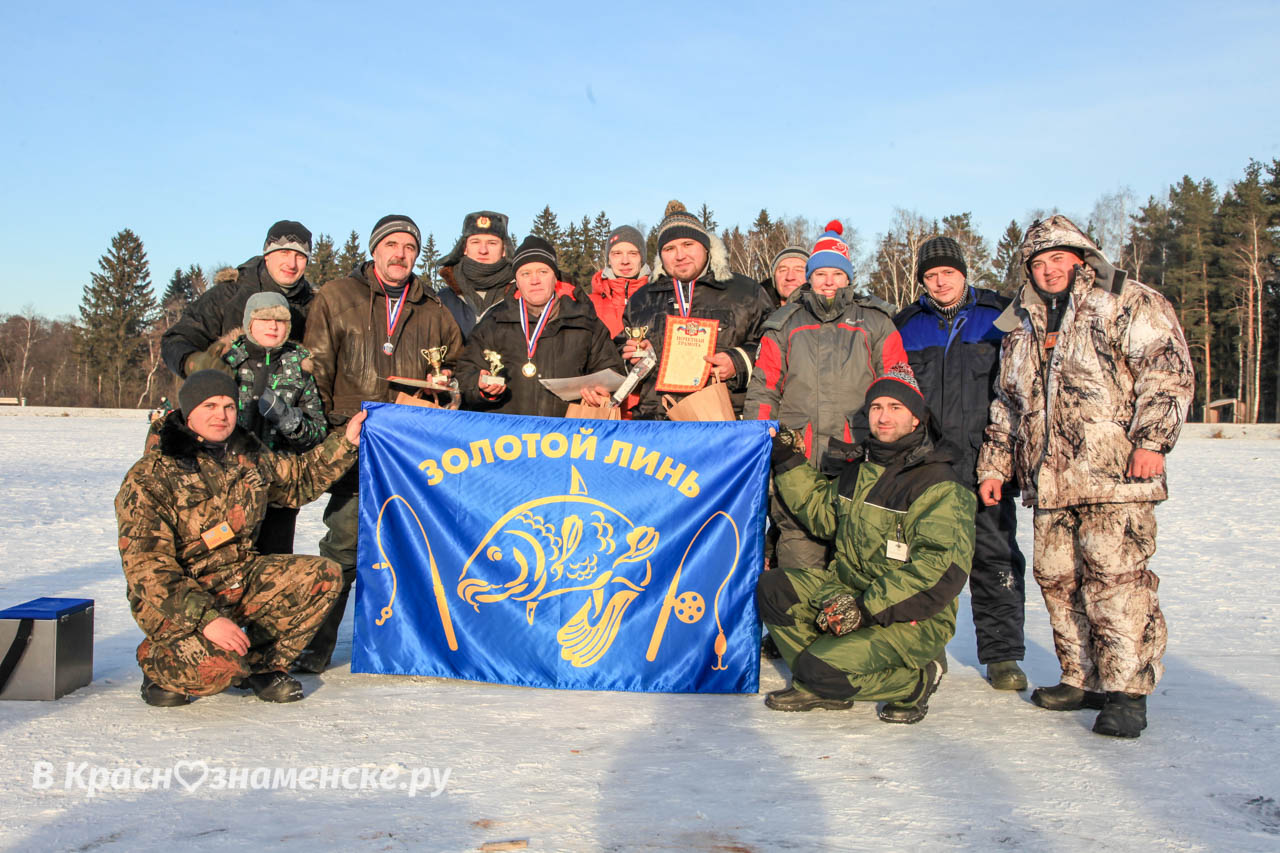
[
  {"left": 771, "top": 428, "right": 803, "bottom": 465},
  {"left": 258, "top": 388, "right": 302, "bottom": 436},
  {"left": 815, "top": 593, "right": 864, "bottom": 636}
]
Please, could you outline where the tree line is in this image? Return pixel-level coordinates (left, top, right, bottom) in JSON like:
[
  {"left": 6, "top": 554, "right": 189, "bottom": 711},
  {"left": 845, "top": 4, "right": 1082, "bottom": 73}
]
[{"left": 3, "top": 157, "right": 1277, "bottom": 420}]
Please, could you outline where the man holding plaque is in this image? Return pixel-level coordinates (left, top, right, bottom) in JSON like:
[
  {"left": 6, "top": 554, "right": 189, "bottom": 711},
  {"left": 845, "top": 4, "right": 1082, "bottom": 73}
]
[
  {"left": 299, "top": 214, "right": 462, "bottom": 672},
  {"left": 456, "top": 236, "right": 623, "bottom": 417},
  {"left": 619, "top": 200, "right": 774, "bottom": 419},
  {"left": 745, "top": 220, "right": 905, "bottom": 572}
]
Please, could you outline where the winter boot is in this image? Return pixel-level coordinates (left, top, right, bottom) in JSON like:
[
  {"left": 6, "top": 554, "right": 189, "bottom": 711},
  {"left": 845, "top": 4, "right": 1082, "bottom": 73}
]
[
  {"left": 986, "top": 660, "right": 1028, "bottom": 691},
  {"left": 878, "top": 656, "right": 947, "bottom": 724},
  {"left": 290, "top": 648, "right": 327, "bottom": 675},
  {"left": 764, "top": 683, "right": 854, "bottom": 712},
  {"left": 245, "top": 671, "right": 305, "bottom": 703},
  {"left": 761, "top": 633, "right": 782, "bottom": 660},
  {"left": 1030, "top": 682, "right": 1106, "bottom": 711},
  {"left": 1092, "top": 692, "right": 1148, "bottom": 738},
  {"left": 140, "top": 676, "right": 193, "bottom": 707}
]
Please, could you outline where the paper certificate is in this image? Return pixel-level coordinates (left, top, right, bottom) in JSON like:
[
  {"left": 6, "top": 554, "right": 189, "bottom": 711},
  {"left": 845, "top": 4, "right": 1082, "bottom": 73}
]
[{"left": 655, "top": 316, "right": 719, "bottom": 393}]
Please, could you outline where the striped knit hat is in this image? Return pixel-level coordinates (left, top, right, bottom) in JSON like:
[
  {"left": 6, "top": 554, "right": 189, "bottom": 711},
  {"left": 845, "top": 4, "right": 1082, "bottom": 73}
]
[
  {"left": 916, "top": 235, "right": 967, "bottom": 283},
  {"left": 865, "top": 362, "right": 926, "bottom": 420},
  {"left": 771, "top": 245, "right": 809, "bottom": 275},
  {"left": 369, "top": 214, "right": 422, "bottom": 254},
  {"left": 655, "top": 200, "right": 710, "bottom": 253},
  {"left": 512, "top": 235, "right": 562, "bottom": 280},
  {"left": 806, "top": 220, "right": 854, "bottom": 281}
]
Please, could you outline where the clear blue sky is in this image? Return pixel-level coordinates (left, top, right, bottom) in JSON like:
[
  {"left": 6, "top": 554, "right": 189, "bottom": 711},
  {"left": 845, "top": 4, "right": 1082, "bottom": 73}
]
[{"left": 3, "top": 1, "right": 1277, "bottom": 317}]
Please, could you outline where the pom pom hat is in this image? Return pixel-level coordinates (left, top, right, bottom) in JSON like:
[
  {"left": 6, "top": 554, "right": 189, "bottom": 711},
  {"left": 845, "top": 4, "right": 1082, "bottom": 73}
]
[{"left": 806, "top": 220, "right": 855, "bottom": 282}]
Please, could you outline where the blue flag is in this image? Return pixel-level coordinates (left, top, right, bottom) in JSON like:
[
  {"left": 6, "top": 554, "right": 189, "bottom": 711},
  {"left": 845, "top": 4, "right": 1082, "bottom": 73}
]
[{"left": 352, "top": 403, "right": 772, "bottom": 693}]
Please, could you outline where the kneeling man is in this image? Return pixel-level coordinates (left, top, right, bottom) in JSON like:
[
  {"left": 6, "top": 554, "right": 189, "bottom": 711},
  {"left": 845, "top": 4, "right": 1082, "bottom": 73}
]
[
  {"left": 758, "top": 366, "right": 975, "bottom": 723},
  {"left": 115, "top": 370, "right": 367, "bottom": 706}
]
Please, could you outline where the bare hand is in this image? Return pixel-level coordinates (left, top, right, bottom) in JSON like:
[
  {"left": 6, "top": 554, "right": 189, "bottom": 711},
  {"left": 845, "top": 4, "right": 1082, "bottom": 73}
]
[
  {"left": 621, "top": 339, "right": 652, "bottom": 364},
  {"left": 202, "top": 616, "right": 249, "bottom": 655},
  {"left": 978, "top": 479, "right": 1003, "bottom": 506},
  {"left": 478, "top": 370, "right": 505, "bottom": 399},
  {"left": 704, "top": 352, "right": 736, "bottom": 382},
  {"left": 344, "top": 410, "right": 367, "bottom": 445},
  {"left": 579, "top": 385, "right": 609, "bottom": 407},
  {"left": 1127, "top": 448, "right": 1165, "bottom": 479}
]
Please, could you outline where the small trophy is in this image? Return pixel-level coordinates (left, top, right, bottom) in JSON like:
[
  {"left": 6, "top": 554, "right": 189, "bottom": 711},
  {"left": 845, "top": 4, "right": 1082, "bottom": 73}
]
[
  {"left": 480, "top": 349, "right": 506, "bottom": 390},
  {"left": 421, "top": 346, "right": 451, "bottom": 391},
  {"left": 611, "top": 325, "right": 657, "bottom": 407}
]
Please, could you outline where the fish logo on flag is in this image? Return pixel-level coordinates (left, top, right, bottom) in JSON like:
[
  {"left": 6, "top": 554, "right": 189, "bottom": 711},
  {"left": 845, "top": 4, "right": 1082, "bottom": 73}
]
[{"left": 352, "top": 404, "right": 773, "bottom": 693}]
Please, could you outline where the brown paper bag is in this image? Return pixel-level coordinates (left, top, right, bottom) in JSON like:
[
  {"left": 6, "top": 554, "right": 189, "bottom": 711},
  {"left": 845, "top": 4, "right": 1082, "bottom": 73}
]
[
  {"left": 661, "top": 375, "right": 735, "bottom": 422},
  {"left": 565, "top": 401, "right": 622, "bottom": 420},
  {"left": 394, "top": 391, "right": 441, "bottom": 409}
]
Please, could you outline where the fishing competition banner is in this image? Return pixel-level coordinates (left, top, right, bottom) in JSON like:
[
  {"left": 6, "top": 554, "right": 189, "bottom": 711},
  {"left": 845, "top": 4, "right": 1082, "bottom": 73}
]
[{"left": 352, "top": 403, "right": 772, "bottom": 693}]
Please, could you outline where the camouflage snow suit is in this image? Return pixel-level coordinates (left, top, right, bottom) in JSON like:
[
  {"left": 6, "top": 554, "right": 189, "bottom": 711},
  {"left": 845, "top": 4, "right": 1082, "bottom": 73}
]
[
  {"left": 976, "top": 215, "right": 1194, "bottom": 695},
  {"left": 758, "top": 423, "right": 976, "bottom": 702},
  {"left": 116, "top": 412, "right": 358, "bottom": 695}
]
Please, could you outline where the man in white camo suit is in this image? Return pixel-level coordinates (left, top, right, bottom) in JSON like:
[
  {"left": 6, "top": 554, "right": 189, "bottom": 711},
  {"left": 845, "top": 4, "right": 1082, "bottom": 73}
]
[{"left": 977, "top": 214, "right": 1193, "bottom": 738}]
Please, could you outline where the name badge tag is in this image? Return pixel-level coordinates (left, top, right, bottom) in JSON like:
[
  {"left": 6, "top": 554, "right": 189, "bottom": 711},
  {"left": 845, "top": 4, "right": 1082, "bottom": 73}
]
[
  {"left": 886, "top": 540, "right": 909, "bottom": 561},
  {"left": 201, "top": 522, "right": 234, "bottom": 550}
]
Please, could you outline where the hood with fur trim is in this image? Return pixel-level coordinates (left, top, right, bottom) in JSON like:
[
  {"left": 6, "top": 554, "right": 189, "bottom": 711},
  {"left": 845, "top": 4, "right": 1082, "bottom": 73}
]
[{"left": 650, "top": 233, "right": 733, "bottom": 282}]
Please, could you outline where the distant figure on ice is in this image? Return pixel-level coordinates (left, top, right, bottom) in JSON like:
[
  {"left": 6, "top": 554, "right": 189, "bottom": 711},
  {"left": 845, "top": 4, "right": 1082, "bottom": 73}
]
[
  {"left": 977, "top": 215, "right": 1194, "bottom": 738},
  {"left": 115, "top": 370, "right": 366, "bottom": 707},
  {"left": 161, "top": 220, "right": 316, "bottom": 379},
  {"left": 758, "top": 368, "right": 975, "bottom": 724},
  {"left": 895, "top": 236, "right": 1029, "bottom": 692}
]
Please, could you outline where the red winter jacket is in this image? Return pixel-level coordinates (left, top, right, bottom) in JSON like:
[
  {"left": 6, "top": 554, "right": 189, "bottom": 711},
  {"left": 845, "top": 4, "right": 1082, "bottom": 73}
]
[{"left": 588, "top": 269, "right": 649, "bottom": 338}]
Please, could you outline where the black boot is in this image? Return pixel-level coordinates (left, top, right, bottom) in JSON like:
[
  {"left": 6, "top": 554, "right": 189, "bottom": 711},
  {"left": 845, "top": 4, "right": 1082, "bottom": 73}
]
[
  {"left": 1092, "top": 692, "right": 1147, "bottom": 738},
  {"left": 140, "top": 676, "right": 193, "bottom": 707},
  {"left": 878, "top": 656, "right": 947, "bottom": 724},
  {"left": 1030, "top": 682, "right": 1106, "bottom": 711},
  {"left": 764, "top": 683, "right": 854, "bottom": 712},
  {"left": 290, "top": 648, "right": 327, "bottom": 675},
  {"left": 245, "top": 671, "right": 305, "bottom": 703},
  {"left": 761, "top": 633, "right": 782, "bottom": 660}
]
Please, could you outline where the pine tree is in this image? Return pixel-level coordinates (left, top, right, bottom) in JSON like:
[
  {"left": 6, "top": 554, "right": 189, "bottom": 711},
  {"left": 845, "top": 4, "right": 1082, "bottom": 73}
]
[
  {"left": 187, "top": 264, "right": 207, "bottom": 298},
  {"left": 993, "top": 220, "right": 1023, "bottom": 294},
  {"left": 78, "top": 228, "right": 158, "bottom": 407},
  {"left": 309, "top": 233, "right": 339, "bottom": 286},
  {"left": 336, "top": 230, "right": 365, "bottom": 275},
  {"left": 940, "top": 212, "right": 996, "bottom": 289},
  {"left": 591, "top": 211, "right": 612, "bottom": 266},
  {"left": 416, "top": 233, "right": 441, "bottom": 288},
  {"left": 530, "top": 205, "right": 563, "bottom": 247},
  {"left": 699, "top": 204, "right": 718, "bottom": 232},
  {"left": 1167, "top": 176, "right": 1222, "bottom": 416},
  {"left": 161, "top": 267, "right": 193, "bottom": 309}
]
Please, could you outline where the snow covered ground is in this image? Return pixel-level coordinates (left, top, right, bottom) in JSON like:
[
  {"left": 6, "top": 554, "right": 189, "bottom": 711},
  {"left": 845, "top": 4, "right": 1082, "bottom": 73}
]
[{"left": 0, "top": 413, "right": 1277, "bottom": 852}]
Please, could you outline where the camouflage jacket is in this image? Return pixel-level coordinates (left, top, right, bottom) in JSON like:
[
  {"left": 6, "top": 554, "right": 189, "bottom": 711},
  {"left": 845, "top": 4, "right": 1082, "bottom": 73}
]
[
  {"left": 224, "top": 337, "right": 327, "bottom": 451},
  {"left": 976, "top": 217, "right": 1194, "bottom": 509},
  {"left": 116, "top": 412, "right": 357, "bottom": 640},
  {"left": 775, "top": 429, "right": 976, "bottom": 666}
]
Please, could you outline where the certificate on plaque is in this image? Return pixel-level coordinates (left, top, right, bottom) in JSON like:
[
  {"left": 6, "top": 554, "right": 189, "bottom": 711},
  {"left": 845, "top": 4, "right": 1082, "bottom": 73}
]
[{"left": 655, "top": 315, "right": 719, "bottom": 393}]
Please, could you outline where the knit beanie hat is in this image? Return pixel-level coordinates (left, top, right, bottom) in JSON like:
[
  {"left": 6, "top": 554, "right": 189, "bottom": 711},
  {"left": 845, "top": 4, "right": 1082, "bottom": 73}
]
[
  {"left": 263, "top": 220, "right": 312, "bottom": 257},
  {"left": 771, "top": 245, "right": 809, "bottom": 276},
  {"left": 369, "top": 214, "right": 422, "bottom": 254},
  {"left": 242, "top": 291, "right": 292, "bottom": 342},
  {"left": 605, "top": 225, "right": 645, "bottom": 256},
  {"left": 806, "top": 220, "right": 854, "bottom": 281},
  {"left": 655, "top": 200, "right": 711, "bottom": 253},
  {"left": 512, "top": 235, "right": 562, "bottom": 281},
  {"left": 179, "top": 370, "right": 238, "bottom": 418},
  {"left": 864, "top": 362, "right": 927, "bottom": 421},
  {"left": 916, "top": 236, "right": 968, "bottom": 283}
]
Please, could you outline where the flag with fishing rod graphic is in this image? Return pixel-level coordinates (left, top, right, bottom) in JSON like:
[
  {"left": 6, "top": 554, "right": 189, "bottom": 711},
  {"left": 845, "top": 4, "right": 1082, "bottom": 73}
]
[{"left": 352, "top": 403, "right": 772, "bottom": 692}]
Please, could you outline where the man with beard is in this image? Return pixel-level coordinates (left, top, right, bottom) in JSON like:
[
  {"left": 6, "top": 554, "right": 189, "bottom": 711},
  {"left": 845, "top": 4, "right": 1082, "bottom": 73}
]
[
  {"left": 436, "top": 210, "right": 518, "bottom": 338},
  {"left": 619, "top": 200, "right": 773, "bottom": 419},
  {"left": 757, "top": 367, "right": 975, "bottom": 724},
  {"left": 162, "top": 220, "right": 315, "bottom": 378},
  {"left": 299, "top": 214, "right": 463, "bottom": 672}
]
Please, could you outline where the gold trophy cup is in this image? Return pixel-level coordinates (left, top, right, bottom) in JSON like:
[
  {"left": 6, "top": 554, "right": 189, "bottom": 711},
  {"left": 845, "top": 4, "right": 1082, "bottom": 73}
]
[{"left": 421, "top": 346, "right": 451, "bottom": 391}]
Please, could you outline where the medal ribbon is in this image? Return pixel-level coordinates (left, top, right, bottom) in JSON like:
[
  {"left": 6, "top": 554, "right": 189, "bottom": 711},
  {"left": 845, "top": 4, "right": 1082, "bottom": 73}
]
[
  {"left": 519, "top": 297, "right": 553, "bottom": 361},
  {"left": 673, "top": 279, "right": 696, "bottom": 318},
  {"left": 374, "top": 269, "right": 406, "bottom": 345}
]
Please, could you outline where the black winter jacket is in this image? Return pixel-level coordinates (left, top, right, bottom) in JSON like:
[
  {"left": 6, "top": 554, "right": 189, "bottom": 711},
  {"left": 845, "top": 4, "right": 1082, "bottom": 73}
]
[
  {"left": 618, "top": 244, "right": 773, "bottom": 420},
  {"left": 161, "top": 256, "right": 314, "bottom": 378},
  {"left": 456, "top": 289, "right": 624, "bottom": 418}
]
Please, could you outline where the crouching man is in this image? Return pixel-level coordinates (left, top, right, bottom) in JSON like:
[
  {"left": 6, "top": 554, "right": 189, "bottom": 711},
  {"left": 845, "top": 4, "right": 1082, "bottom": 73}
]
[
  {"left": 758, "top": 366, "right": 975, "bottom": 723},
  {"left": 115, "top": 370, "right": 367, "bottom": 707}
]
